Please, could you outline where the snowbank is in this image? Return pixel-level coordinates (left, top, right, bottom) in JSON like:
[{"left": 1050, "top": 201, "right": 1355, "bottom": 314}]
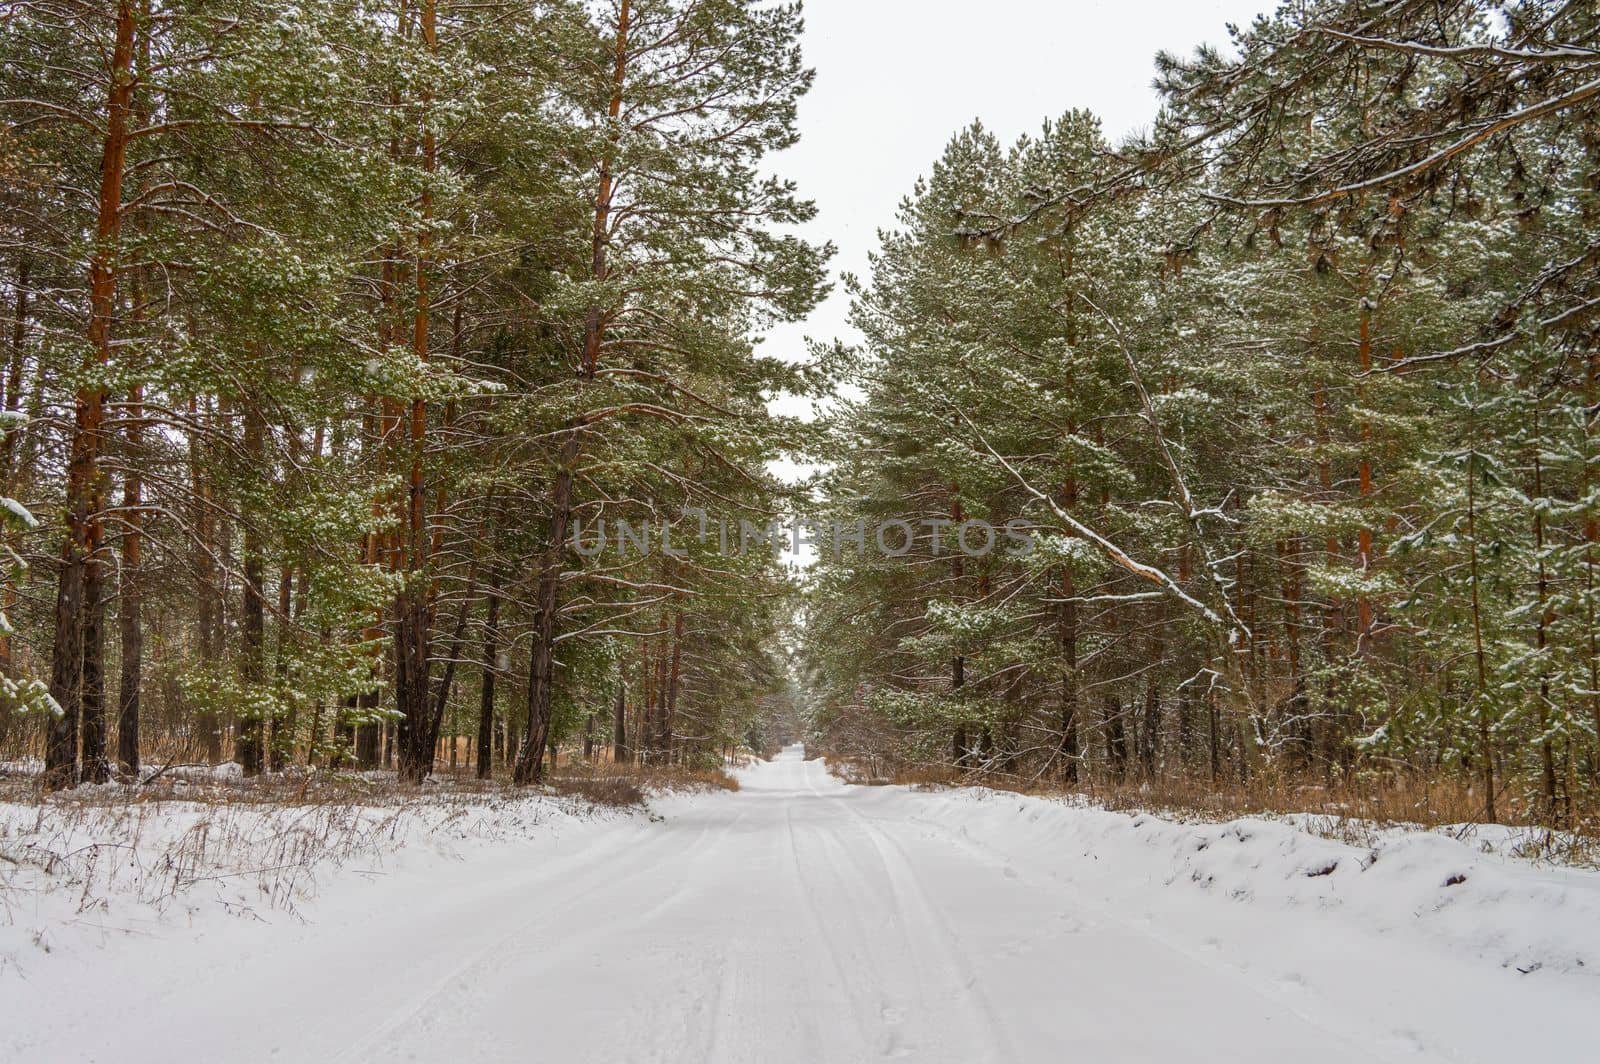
[
  {"left": 0, "top": 791, "right": 628, "bottom": 976},
  {"left": 894, "top": 787, "right": 1600, "bottom": 980}
]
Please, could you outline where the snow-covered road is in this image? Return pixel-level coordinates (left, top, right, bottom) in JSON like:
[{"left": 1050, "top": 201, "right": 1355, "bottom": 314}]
[{"left": 8, "top": 746, "right": 1595, "bottom": 1063}]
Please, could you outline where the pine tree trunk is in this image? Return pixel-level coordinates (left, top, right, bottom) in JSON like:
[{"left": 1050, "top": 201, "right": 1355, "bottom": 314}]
[
  {"left": 1056, "top": 473, "right": 1080, "bottom": 782},
  {"left": 114, "top": 0, "right": 153, "bottom": 781},
  {"left": 0, "top": 256, "right": 28, "bottom": 482},
  {"left": 515, "top": 554, "right": 563, "bottom": 784},
  {"left": 1177, "top": 685, "right": 1194, "bottom": 768},
  {"left": 662, "top": 610, "right": 684, "bottom": 760},
  {"left": 236, "top": 403, "right": 267, "bottom": 776},
  {"left": 1141, "top": 671, "right": 1160, "bottom": 781},
  {"left": 393, "top": 0, "right": 438, "bottom": 785},
  {"left": 422, "top": 580, "right": 474, "bottom": 777},
  {"left": 1208, "top": 687, "right": 1221, "bottom": 784},
  {"left": 950, "top": 488, "right": 967, "bottom": 767},
  {"left": 1355, "top": 300, "right": 1375, "bottom": 648},
  {"left": 1465, "top": 448, "right": 1495, "bottom": 823},
  {"left": 476, "top": 585, "right": 499, "bottom": 779},
  {"left": 1104, "top": 697, "right": 1128, "bottom": 781},
  {"left": 612, "top": 680, "right": 629, "bottom": 764},
  {"left": 514, "top": 0, "right": 630, "bottom": 786},
  {"left": 640, "top": 642, "right": 657, "bottom": 761},
  {"left": 356, "top": 688, "right": 380, "bottom": 766},
  {"left": 1585, "top": 351, "right": 1599, "bottom": 781},
  {"left": 0, "top": 256, "right": 30, "bottom": 721},
  {"left": 117, "top": 382, "right": 143, "bottom": 776},
  {"left": 191, "top": 397, "right": 222, "bottom": 763},
  {"left": 45, "top": 1, "right": 137, "bottom": 789},
  {"left": 1278, "top": 537, "right": 1308, "bottom": 768},
  {"left": 1532, "top": 449, "right": 1558, "bottom": 822},
  {"left": 270, "top": 561, "right": 294, "bottom": 771},
  {"left": 651, "top": 637, "right": 669, "bottom": 757},
  {"left": 79, "top": 552, "right": 109, "bottom": 783}
]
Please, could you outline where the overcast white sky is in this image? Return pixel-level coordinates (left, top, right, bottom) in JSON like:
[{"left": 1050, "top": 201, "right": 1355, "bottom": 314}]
[{"left": 759, "top": 0, "right": 1270, "bottom": 428}]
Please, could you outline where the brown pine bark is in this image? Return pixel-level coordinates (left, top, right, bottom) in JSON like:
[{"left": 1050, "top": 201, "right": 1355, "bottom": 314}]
[
  {"left": 1277, "top": 536, "right": 1309, "bottom": 763},
  {"left": 46, "top": 2, "right": 137, "bottom": 788},
  {"left": 651, "top": 636, "right": 669, "bottom": 757},
  {"left": 236, "top": 403, "right": 267, "bottom": 776},
  {"left": 639, "top": 640, "right": 657, "bottom": 759},
  {"left": 950, "top": 488, "right": 967, "bottom": 766},
  {"left": 514, "top": 0, "right": 631, "bottom": 785},
  {"left": 476, "top": 583, "right": 500, "bottom": 779},
  {"left": 1056, "top": 575, "right": 1080, "bottom": 784},
  {"left": 0, "top": 257, "right": 30, "bottom": 737},
  {"left": 79, "top": 550, "right": 110, "bottom": 783},
  {"left": 191, "top": 396, "right": 223, "bottom": 763},
  {"left": 1140, "top": 655, "right": 1161, "bottom": 780},
  {"left": 1105, "top": 697, "right": 1128, "bottom": 780},
  {"left": 115, "top": 0, "right": 153, "bottom": 780},
  {"left": 1532, "top": 447, "right": 1559, "bottom": 821},
  {"left": 117, "top": 382, "right": 143, "bottom": 776},
  {"left": 1586, "top": 351, "right": 1599, "bottom": 779},
  {"left": 1208, "top": 687, "right": 1221, "bottom": 783},
  {"left": 1355, "top": 301, "right": 1375, "bottom": 649},
  {"left": 612, "top": 680, "right": 629, "bottom": 764},
  {"left": 1056, "top": 473, "right": 1080, "bottom": 783},
  {"left": 425, "top": 580, "right": 474, "bottom": 769},
  {"left": 661, "top": 610, "right": 684, "bottom": 759},
  {"left": 394, "top": 0, "right": 439, "bottom": 784},
  {"left": 1465, "top": 446, "right": 1495, "bottom": 823},
  {"left": 0, "top": 256, "right": 27, "bottom": 481},
  {"left": 270, "top": 558, "right": 294, "bottom": 771}
]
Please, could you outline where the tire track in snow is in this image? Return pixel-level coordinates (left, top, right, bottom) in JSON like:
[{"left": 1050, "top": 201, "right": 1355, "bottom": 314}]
[
  {"left": 816, "top": 780, "right": 1019, "bottom": 1064},
  {"left": 328, "top": 804, "right": 746, "bottom": 1064},
  {"left": 779, "top": 800, "right": 878, "bottom": 1054},
  {"left": 897, "top": 804, "right": 1452, "bottom": 1064}
]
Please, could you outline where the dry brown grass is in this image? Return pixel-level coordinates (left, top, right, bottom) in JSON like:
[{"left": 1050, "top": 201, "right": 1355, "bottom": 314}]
[
  {"left": 0, "top": 753, "right": 743, "bottom": 812},
  {"left": 0, "top": 766, "right": 635, "bottom": 922},
  {"left": 549, "top": 759, "right": 740, "bottom": 799},
  {"left": 823, "top": 755, "right": 1600, "bottom": 845}
]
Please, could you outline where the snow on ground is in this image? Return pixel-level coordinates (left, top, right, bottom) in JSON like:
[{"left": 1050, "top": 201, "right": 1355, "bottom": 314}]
[
  {"left": 910, "top": 788, "right": 1600, "bottom": 978},
  {"left": 2, "top": 747, "right": 1596, "bottom": 1063}
]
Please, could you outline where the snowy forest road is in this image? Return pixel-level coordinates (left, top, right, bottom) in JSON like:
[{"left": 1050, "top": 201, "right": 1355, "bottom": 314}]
[{"left": 33, "top": 746, "right": 1592, "bottom": 1064}]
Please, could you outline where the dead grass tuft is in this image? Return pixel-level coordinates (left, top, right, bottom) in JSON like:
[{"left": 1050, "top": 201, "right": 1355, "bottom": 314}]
[
  {"left": 552, "top": 776, "right": 646, "bottom": 807},
  {"left": 821, "top": 755, "right": 1600, "bottom": 863},
  {"left": 550, "top": 760, "right": 740, "bottom": 796}
]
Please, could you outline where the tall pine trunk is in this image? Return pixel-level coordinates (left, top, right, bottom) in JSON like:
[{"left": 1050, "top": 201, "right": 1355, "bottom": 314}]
[
  {"left": 1056, "top": 472, "right": 1081, "bottom": 783},
  {"left": 0, "top": 256, "right": 30, "bottom": 712},
  {"left": 1531, "top": 447, "right": 1559, "bottom": 821},
  {"left": 476, "top": 584, "right": 499, "bottom": 779},
  {"left": 1585, "top": 350, "right": 1599, "bottom": 780},
  {"left": 395, "top": 0, "right": 438, "bottom": 784},
  {"left": 661, "top": 610, "right": 683, "bottom": 760},
  {"left": 236, "top": 403, "right": 267, "bottom": 775},
  {"left": 190, "top": 396, "right": 223, "bottom": 762},
  {"left": 46, "top": 2, "right": 136, "bottom": 788},
  {"left": 1465, "top": 445, "right": 1495, "bottom": 823},
  {"left": 115, "top": 0, "right": 153, "bottom": 780},
  {"left": 515, "top": 0, "right": 631, "bottom": 785},
  {"left": 117, "top": 382, "right": 143, "bottom": 775},
  {"left": 612, "top": 680, "right": 629, "bottom": 764}
]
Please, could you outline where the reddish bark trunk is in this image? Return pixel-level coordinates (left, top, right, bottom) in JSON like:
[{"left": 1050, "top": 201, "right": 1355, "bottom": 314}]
[
  {"left": 514, "top": 0, "right": 631, "bottom": 785},
  {"left": 46, "top": 3, "right": 137, "bottom": 788},
  {"left": 396, "top": 0, "right": 438, "bottom": 785}
]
